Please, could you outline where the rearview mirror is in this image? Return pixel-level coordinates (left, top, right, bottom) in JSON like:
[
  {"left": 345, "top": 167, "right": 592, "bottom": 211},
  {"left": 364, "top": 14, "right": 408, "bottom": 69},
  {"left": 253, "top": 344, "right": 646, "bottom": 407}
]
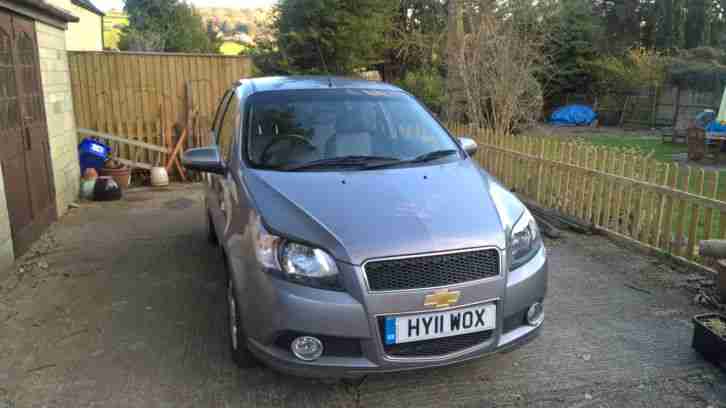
[
  {"left": 182, "top": 146, "right": 226, "bottom": 175},
  {"left": 458, "top": 137, "right": 478, "bottom": 156}
]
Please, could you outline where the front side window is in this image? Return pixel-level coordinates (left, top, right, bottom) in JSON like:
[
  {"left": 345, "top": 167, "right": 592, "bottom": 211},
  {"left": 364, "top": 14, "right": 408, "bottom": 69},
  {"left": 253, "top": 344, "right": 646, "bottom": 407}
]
[
  {"left": 245, "top": 89, "right": 459, "bottom": 170},
  {"left": 218, "top": 95, "right": 240, "bottom": 162}
]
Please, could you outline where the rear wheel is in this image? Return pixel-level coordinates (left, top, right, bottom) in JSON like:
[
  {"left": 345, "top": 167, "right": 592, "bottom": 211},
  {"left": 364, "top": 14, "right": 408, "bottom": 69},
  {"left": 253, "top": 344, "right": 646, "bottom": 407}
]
[{"left": 227, "top": 277, "right": 258, "bottom": 368}]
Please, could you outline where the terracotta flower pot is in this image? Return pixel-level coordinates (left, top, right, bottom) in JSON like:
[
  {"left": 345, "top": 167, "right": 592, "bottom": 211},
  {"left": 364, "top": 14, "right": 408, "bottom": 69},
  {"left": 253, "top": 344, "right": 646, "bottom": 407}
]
[{"left": 99, "top": 165, "right": 130, "bottom": 189}]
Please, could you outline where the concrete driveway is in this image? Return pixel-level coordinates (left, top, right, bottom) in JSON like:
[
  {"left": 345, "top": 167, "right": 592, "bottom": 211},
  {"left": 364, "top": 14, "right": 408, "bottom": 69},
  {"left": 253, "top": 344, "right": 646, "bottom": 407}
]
[{"left": 1, "top": 184, "right": 725, "bottom": 407}]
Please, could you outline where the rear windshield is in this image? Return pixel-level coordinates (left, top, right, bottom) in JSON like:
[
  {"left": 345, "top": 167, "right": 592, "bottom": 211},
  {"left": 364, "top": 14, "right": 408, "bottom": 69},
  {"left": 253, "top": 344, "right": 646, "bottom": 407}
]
[{"left": 245, "top": 89, "right": 459, "bottom": 170}]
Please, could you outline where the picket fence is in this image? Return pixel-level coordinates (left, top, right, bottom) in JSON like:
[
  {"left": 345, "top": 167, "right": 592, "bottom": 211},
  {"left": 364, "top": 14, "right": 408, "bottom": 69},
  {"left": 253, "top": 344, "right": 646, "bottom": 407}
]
[{"left": 448, "top": 123, "right": 726, "bottom": 269}]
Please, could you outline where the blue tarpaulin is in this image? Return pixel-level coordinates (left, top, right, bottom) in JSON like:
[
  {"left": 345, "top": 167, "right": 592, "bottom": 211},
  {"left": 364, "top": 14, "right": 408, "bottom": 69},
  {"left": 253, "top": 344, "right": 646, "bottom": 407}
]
[
  {"left": 549, "top": 104, "right": 597, "bottom": 126},
  {"left": 706, "top": 120, "right": 726, "bottom": 133}
]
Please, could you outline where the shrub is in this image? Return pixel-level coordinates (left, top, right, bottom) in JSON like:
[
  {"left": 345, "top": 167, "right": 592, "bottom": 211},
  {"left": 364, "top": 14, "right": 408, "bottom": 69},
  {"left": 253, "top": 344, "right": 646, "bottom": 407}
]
[
  {"left": 456, "top": 16, "right": 546, "bottom": 133},
  {"left": 394, "top": 68, "right": 446, "bottom": 116}
]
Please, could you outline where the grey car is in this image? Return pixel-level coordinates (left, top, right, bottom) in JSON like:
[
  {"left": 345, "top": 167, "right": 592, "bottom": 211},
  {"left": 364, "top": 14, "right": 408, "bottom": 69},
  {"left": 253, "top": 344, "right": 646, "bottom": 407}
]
[{"left": 182, "top": 76, "right": 547, "bottom": 378}]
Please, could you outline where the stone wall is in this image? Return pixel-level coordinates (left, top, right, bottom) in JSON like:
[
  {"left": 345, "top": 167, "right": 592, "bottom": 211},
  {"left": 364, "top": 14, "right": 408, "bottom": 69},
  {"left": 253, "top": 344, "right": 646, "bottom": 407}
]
[{"left": 36, "top": 21, "right": 80, "bottom": 218}]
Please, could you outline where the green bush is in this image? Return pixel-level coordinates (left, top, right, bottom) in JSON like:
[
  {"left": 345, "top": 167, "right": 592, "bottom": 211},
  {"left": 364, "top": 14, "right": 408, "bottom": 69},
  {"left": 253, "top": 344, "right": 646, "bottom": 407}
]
[{"left": 394, "top": 68, "right": 446, "bottom": 116}]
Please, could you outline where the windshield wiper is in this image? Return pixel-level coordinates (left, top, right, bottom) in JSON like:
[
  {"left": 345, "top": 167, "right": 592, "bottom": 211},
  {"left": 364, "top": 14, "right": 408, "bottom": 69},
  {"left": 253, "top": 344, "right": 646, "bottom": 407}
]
[
  {"left": 365, "top": 149, "right": 460, "bottom": 169},
  {"left": 281, "top": 155, "right": 402, "bottom": 171},
  {"left": 409, "top": 149, "right": 460, "bottom": 163}
]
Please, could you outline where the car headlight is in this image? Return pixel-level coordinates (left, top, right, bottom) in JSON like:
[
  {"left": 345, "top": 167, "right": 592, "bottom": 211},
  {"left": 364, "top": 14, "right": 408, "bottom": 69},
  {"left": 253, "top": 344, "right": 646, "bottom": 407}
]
[
  {"left": 510, "top": 209, "right": 541, "bottom": 270},
  {"left": 279, "top": 242, "right": 340, "bottom": 288},
  {"left": 251, "top": 214, "right": 341, "bottom": 290}
]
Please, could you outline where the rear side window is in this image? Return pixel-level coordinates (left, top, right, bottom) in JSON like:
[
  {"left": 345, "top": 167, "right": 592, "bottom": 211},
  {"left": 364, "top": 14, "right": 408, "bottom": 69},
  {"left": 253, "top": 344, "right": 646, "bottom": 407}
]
[{"left": 217, "top": 96, "right": 240, "bottom": 162}]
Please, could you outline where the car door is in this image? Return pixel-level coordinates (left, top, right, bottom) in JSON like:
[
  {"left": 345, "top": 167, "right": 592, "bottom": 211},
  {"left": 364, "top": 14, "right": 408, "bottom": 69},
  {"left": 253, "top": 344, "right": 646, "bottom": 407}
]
[{"left": 208, "top": 90, "right": 240, "bottom": 240}]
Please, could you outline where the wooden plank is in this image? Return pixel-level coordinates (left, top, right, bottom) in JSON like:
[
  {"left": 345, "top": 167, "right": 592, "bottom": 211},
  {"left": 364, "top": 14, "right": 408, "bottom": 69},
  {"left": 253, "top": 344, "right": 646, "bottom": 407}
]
[
  {"left": 657, "top": 164, "right": 673, "bottom": 249},
  {"left": 686, "top": 168, "right": 705, "bottom": 259},
  {"left": 703, "top": 171, "right": 719, "bottom": 241},
  {"left": 611, "top": 153, "right": 627, "bottom": 231},
  {"left": 674, "top": 166, "right": 690, "bottom": 256},
  {"left": 535, "top": 138, "right": 545, "bottom": 203},
  {"left": 556, "top": 143, "right": 568, "bottom": 212},
  {"left": 582, "top": 147, "right": 594, "bottom": 221},
  {"left": 600, "top": 150, "right": 617, "bottom": 228},
  {"left": 77, "top": 128, "right": 170, "bottom": 153},
  {"left": 632, "top": 156, "right": 647, "bottom": 239},
  {"left": 642, "top": 159, "right": 660, "bottom": 243},
  {"left": 113, "top": 158, "right": 152, "bottom": 170}
]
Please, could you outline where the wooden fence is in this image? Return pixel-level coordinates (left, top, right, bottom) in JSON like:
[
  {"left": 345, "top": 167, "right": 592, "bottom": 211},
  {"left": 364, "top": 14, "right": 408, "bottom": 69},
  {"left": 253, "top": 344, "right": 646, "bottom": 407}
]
[
  {"left": 449, "top": 123, "right": 726, "bottom": 270},
  {"left": 68, "top": 51, "right": 252, "bottom": 164}
]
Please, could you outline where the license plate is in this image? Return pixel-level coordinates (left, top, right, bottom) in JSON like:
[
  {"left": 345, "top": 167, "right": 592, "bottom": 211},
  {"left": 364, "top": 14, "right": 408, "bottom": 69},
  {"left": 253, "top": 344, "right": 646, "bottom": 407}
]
[{"left": 384, "top": 303, "right": 496, "bottom": 345}]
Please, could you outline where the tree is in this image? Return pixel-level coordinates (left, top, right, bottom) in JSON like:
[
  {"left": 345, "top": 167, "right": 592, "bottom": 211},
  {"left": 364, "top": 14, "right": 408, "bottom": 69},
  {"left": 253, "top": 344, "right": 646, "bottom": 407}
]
[
  {"left": 120, "top": 0, "right": 216, "bottom": 53},
  {"left": 445, "top": 0, "right": 465, "bottom": 122},
  {"left": 654, "top": 0, "right": 674, "bottom": 50},
  {"left": 457, "top": 14, "right": 547, "bottom": 133},
  {"left": 542, "top": 0, "right": 602, "bottom": 97},
  {"left": 270, "top": 0, "right": 394, "bottom": 74},
  {"left": 384, "top": 0, "right": 448, "bottom": 81},
  {"left": 685, "top": 0, "right": 707, "bottom": 48}
]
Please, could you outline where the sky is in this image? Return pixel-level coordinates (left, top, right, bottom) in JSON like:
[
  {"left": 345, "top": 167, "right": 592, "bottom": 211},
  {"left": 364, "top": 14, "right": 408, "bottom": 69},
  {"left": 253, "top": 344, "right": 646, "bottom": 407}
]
[{"left": 93, "top": 0, "right": 278, "bottom": 12}]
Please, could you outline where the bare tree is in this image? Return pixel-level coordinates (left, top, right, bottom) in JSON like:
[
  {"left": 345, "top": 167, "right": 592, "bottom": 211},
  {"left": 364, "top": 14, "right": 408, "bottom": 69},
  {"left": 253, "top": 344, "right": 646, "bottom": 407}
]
[
  {"left": 445, "top": 0, "right": 466, "bottom": 122},
  {"left": 456, "top": 14, "right": 546, "bottom": 134}
]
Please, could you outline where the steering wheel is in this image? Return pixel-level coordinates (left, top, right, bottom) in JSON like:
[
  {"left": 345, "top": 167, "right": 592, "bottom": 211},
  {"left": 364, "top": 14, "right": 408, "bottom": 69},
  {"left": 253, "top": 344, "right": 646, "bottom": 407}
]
[{"left": 260, "top": 134, "right": 316, "bottom": 165}]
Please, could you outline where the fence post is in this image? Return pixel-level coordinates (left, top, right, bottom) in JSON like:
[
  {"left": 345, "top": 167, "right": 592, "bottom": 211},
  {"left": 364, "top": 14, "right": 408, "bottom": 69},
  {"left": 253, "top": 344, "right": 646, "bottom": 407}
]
[{"left": 536, "top": 138, "right": 545, "bottom": 203}]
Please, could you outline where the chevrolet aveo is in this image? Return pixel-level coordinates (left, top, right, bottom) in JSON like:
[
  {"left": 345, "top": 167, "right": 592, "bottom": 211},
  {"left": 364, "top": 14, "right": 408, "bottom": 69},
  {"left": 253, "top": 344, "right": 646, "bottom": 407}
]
[{"left": 182, "top": 76, "right": 547, "bottom": 378}]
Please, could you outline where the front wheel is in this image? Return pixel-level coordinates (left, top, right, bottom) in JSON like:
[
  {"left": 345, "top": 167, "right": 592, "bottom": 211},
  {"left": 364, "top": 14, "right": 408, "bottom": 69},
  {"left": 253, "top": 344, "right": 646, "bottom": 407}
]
[{"left": 227, "top": 277, "right": 258, "bottom": 368}]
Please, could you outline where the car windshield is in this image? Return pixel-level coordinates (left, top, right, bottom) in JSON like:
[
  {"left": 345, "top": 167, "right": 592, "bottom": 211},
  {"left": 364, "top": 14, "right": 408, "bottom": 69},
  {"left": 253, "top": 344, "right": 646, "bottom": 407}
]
[{"left": 245, "top": 89, "right": 460, "bottom": 170}]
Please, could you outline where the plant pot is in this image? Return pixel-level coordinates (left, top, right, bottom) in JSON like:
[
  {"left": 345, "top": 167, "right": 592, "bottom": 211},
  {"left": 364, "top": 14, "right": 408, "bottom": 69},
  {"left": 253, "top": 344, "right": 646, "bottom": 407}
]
[
  {"left": 93, "top": 176, "right": 122, "bottom": 201},
  {"left": 692, "top": 313, "right": 726, "bottom": 366},
  {"left": 99, "top": 165, "right": 130, "bottom": 189}
]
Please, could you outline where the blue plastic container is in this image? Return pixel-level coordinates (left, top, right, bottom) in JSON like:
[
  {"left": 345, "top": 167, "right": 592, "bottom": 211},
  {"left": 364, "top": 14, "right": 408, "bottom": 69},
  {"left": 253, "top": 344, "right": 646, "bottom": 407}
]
[{"left": 78, "top": 138, "right": 110, "bottom": 173}]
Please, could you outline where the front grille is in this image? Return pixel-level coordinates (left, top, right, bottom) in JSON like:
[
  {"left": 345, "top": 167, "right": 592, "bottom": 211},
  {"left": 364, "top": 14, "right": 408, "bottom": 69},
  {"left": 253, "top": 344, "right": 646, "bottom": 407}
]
[
  {"left": 381, "top": 329, "right": 493, "bottom": 357},
  {"left": 364, "top": 249, "right": 500, "bottom": 291}
]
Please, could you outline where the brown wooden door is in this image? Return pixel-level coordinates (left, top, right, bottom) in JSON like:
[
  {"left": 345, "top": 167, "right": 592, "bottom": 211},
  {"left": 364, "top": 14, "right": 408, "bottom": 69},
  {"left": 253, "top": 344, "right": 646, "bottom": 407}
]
[{"left": 0, "top": 11, "right": 56, "bottom": 256}]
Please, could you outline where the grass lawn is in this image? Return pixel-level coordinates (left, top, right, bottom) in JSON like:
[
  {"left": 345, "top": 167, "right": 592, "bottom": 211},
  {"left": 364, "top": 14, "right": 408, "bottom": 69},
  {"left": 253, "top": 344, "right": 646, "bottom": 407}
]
[{"left": 579, "top": 134, "right": 687, "bottom": 162}]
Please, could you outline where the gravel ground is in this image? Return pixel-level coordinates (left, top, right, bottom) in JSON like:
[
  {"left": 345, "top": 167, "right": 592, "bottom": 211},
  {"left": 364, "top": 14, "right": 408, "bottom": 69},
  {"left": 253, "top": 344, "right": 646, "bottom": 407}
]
[{"left": 0, "top": 184, "right": 725, "bottom": 408}]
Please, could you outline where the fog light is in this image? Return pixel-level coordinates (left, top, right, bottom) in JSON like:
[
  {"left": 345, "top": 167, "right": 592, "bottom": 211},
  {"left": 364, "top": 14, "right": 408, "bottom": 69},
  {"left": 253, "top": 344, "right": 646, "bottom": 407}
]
[
  {"left": 526, "top": 302, "right": 544, "bottom": 326},
  {"left": 291, "top": 336, "right": 324, "bottom": 361}
]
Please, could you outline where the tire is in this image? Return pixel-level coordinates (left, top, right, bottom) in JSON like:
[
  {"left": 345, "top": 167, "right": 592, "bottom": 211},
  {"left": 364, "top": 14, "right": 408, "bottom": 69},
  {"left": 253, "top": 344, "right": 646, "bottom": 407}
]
[
  {"left": 207, "top": 212, "right": 219, "bottom": 246},
  {"left": 226, "top": 276, "right": 258, "bottom": 368}
]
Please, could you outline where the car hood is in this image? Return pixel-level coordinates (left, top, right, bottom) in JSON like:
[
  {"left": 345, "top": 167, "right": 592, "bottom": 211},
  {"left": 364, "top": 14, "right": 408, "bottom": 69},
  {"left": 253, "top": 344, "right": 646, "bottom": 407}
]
[{"left": 245, "top": 160, "right": 507, "bottom": 265}]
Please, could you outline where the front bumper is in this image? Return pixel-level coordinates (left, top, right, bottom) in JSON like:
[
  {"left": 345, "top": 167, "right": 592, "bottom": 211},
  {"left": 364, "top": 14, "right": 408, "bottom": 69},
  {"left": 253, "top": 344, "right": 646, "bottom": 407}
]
[{"left": 238, "top": 245, "right": 548, "bottom": 378}]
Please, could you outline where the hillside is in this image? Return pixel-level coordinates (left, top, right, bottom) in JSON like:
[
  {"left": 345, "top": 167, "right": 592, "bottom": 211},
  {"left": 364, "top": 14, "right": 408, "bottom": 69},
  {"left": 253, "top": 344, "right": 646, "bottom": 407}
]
[
  {"left": 195, "top": 7, "right": 274, "bottom": 40},
  {"left": 102, "top": 7, "right": 274, "bottom": 53}
]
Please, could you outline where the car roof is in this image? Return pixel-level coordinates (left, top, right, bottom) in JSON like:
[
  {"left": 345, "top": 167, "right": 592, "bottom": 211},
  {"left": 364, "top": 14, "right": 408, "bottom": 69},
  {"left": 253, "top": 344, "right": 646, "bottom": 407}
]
[{"left": 241, "top": 76, "right": 404, "bottom": 94}]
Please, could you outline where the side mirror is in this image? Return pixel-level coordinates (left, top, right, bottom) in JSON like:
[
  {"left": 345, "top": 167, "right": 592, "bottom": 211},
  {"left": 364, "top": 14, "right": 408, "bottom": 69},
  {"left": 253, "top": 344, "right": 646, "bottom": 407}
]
[
  {"left": 458, "top": 137, "right": 478, "bottom": 156},
  {"left": 182, "top": 146, "right": 226, "bottom": 175}
]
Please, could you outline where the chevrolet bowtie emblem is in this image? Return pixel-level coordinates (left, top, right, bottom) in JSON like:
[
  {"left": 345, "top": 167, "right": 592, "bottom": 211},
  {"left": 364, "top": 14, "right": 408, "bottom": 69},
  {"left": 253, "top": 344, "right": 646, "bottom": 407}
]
[{"left": 424, "top": 289, "right": 461, "bottom": 308}]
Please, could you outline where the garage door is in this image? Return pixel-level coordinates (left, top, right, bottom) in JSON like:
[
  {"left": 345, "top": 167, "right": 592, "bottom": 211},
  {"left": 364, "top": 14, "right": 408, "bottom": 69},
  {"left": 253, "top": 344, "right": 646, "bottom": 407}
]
[{"left": 0, "top": 10, "right": 56, "bottom": 256}]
